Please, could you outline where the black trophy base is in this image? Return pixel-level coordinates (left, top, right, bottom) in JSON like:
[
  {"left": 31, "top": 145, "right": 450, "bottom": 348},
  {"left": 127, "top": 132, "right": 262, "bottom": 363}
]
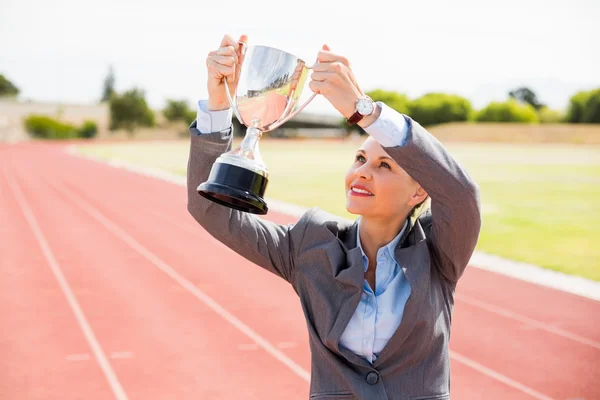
[{"left": 197, "top": 162, "right": 269, "bottom": 215}]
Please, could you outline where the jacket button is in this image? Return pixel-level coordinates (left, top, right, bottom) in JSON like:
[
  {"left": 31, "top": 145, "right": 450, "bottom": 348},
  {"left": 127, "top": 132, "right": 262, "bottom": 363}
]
[{"left": 366, "top": 371, "right": 380, "bottom": 385}]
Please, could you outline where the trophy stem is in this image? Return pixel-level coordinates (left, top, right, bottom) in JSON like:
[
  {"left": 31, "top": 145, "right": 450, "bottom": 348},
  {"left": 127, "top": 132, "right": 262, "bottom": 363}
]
[
  {"left": 223, "top": 126, "right": 266, "bottom": 176},
  {"left": 239, "top": 126, "right": 262, "bottom": 159}
]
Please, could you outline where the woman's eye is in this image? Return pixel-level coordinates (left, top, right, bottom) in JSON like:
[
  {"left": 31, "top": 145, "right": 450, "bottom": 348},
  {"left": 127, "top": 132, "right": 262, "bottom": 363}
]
[
  {"left": 381, "top": 162, "right": 390, "bottom": 169},
  {"left": 356, "top": 155, "right": 365, "bottom": 162}
]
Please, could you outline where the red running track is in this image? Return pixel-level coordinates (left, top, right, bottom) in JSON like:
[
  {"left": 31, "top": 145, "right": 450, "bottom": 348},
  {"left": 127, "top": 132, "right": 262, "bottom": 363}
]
[{"left": 1, "top": 141, "right": 598, "bottom": 400}]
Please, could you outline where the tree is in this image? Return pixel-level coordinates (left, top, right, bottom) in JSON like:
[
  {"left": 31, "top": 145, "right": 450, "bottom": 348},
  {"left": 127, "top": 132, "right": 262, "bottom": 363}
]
[
  {"left": 101, "top": 65, "right": 116, "bottom": 102},
  {"left": 0, "top": 74, "right": 20, "bottom": 97},
  {"left": 475, "top": 100, "right": 539, "bottom": 123},
  {"left": 508, "top": 87, "right": 544, "bottom": 110},
  {"left": 565, "top": 89, "right": 600, "bottom": 123},
  {"left": 109, "top": 88, "right": 155, "bottom": 135},
  {"left": 407, "top": 93, "right": 472, "bottom": 126},
  {"left": 537, "top": 106, "right": 563, "bottom": 124},
  {"left": 565, "top": 90, "right": 590, "bottom": 123},
  {"left": 366, "top": 89, "right": 410, "bottom": 115},
  {"left": 581, "top": 89, "right": 600, "bottom": 123},
  {"left": 163, "top": 99, "right": 196, "bottom": 123}
]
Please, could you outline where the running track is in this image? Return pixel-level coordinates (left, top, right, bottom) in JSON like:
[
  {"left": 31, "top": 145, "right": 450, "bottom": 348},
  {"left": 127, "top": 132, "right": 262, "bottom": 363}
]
[{"left": 1, "top": 141, "right": 598, "bottom": 400}]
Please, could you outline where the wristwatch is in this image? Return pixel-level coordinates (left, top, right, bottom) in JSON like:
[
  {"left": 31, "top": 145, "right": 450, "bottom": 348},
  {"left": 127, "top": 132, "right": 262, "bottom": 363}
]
[{"left": 347, "top": 96, "right": 375, "bottom": 125}]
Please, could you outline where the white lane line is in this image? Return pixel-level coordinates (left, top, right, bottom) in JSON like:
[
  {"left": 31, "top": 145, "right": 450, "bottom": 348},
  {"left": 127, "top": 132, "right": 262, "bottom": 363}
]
[
  {"left": 456, "top": 294, "right": 600, "bottom": 350},
  {"left": 49, "top": 179, "right": 311, "bottom": 383},
  {"left": 468, "top": 252, "right": 600, "bottom": 302},
  {"left": 142, "top": 206, "right": 233, "bottom": 253},
  {"left": 450, "top": 351, "right": 556, "bottom": 400},
  {"left": 277, "top": 342, "right": 297, "bottom": 349},
  {"left": 4, "top": 171, "right": 129, "bottom": 400}
]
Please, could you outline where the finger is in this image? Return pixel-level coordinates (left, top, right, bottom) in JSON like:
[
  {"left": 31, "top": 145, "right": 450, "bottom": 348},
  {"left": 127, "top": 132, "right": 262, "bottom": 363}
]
[
  {"left": 317, "top": 50, "right": 350, "bottom": 67},
  {"left": 216, "top": 46, "right": 239, "bottom": 63},
  {"left": 235, "top": 34, "right": 248, "bottom": 81},
  {"left": 322, "top": 44, "right": 331, "bottom": 51},
  {"left": 310, "top": 71, "right": 337, "bottom": 82},
  {"left": 207, "top": 59, "right": 235, "bottom": 79},
  {"left": 290, "top": 71, "right": 302, "bottom": 83},
  {"left": 315, "top": 61, "right": 361, "bottom": 94},
  {"left": 309, "top": 80, "right": 327, "bottom": 94},
  {"left": 219, "top": 34, "right": 238, "bottom": 49},
  {"left": 207, "top": 50, "right": 237, "bottom": 76},
  {"left": 238, "top": 34, "right": 248, "bottom": 52},
  {"left": 313, "top": 62, "right": 344, "bottom": 72},
  {"left": 210, "top": 54, "right": 236, "bottom": 67}
]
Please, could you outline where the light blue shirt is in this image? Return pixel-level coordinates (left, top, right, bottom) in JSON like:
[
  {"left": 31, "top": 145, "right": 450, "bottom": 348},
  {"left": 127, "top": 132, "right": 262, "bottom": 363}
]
[
  {"left": 194, "top": 98, "right": 411, "bottom": 365},
  {"left": 338, "top": 217, "right": 411, "bottom": 364}
]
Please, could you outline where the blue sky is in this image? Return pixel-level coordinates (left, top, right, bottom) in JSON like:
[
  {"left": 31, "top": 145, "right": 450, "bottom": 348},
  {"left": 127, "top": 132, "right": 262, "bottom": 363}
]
[{"left": 1, "top": 0, "right": 598, "bottom": 115}]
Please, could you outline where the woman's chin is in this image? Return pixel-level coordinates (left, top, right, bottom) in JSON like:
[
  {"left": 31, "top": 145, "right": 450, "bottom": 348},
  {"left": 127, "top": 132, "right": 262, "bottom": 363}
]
[{"left": 346, "top": 199, "right": 370, "bottom": 216}]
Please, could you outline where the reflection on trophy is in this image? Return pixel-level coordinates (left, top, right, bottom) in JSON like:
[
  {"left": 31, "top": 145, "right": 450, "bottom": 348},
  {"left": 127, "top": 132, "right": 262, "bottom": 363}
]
[{"left": 197, "top": 44, "right": 317, "bottom": 214}]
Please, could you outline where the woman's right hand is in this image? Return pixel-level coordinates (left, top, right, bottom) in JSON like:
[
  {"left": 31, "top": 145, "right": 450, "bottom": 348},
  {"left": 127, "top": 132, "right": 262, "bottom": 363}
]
[{"left": 206, "top": 34, "right": 247, "bottom": 111}]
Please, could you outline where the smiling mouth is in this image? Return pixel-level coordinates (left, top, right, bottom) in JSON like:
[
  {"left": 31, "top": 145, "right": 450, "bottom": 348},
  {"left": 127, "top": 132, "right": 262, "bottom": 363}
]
[{"left": 350, "top": 187, "right": 374, "bottom": 196}]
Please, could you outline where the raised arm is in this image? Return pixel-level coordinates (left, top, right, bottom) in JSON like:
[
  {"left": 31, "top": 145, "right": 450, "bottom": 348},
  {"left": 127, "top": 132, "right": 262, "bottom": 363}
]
[
  {"left": 186, "top": 33, "right": 311, "bottom": 283},
  {"left": 186, "top": 121, "right": 310, "bottom": 283},
  {"left": 377, "top": 110, "right": 482, "bottom": 283},
  {"left": 307, "top": 45, "right": 481, "bottom": 283}
]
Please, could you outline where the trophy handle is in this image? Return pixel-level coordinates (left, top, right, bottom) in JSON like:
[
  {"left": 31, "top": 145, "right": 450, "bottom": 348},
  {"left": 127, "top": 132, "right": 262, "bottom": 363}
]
[
  {"left": 267, "top": 64, "right": 318, "bottom": 131},
  {"left": 222, "top": 40, "right": 248, "bottom": 126},
  {"left": 223, "top": 77, "right": 245, "bottom": 126}
]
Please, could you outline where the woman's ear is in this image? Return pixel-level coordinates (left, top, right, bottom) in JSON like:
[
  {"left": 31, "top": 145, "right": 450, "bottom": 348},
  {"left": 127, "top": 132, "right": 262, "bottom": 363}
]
[{"left": 409, "top": 186, "right": 428, "bottom": 206}]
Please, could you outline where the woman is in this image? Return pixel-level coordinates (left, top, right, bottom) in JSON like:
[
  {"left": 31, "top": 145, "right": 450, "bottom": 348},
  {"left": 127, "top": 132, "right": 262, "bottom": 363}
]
[{"left": 188, "top": 34, "right": 481, "bottom": 399}]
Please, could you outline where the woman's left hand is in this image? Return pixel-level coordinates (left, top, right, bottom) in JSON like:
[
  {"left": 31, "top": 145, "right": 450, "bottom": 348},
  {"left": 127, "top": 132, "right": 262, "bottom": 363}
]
[{"left": 309, "top": 45, "right": 364, "bottom": 119}]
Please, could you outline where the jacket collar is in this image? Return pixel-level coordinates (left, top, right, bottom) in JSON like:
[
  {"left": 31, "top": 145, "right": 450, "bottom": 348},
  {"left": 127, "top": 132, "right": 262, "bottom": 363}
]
[{"left": 328, "top": 200, "right": 432, "bottom": 366}]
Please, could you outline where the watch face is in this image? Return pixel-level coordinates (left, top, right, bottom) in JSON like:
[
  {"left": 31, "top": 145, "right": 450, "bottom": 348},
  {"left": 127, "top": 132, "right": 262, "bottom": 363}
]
[{"left": 357, "top": 98, "right": 374, "bottom": 115}]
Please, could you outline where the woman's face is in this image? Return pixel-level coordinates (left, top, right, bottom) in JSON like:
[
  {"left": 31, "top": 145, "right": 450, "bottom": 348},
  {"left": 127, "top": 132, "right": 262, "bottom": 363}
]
[{"left": 345, "top": 137, "right": 423, "bottom": 219}]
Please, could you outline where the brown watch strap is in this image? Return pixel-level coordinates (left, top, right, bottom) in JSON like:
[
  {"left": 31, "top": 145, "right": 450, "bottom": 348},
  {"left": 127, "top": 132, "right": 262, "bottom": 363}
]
[{"left": 347, "top": 111, "right": 365, "bottom": 125}]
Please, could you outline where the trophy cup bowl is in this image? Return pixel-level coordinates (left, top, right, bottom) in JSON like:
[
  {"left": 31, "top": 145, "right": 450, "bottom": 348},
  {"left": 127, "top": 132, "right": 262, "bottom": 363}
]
[{"left": 197, "top": 44, "right": 317, "bottom": 214}]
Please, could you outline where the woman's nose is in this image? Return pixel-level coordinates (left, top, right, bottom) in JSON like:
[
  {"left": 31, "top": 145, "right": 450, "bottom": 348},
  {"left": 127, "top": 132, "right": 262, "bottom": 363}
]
[{"left": 355, "top": 164, "right": 372, "bottom": 180}]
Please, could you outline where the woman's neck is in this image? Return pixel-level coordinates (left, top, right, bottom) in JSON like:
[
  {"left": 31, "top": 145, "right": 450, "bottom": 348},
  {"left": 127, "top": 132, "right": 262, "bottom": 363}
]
[{"left": 358, "top": 214, "right": 408, "bottom": 263}]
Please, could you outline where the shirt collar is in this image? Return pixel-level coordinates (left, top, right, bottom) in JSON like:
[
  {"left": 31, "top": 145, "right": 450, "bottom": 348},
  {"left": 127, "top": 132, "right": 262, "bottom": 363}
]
[{"left": 356, "top": 217, "right": 408, "bottom": 272}]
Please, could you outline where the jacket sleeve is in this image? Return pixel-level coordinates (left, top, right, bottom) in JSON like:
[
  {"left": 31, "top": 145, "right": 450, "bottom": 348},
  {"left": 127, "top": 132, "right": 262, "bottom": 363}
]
[
  {"left": 186, "top": 121, "right": 310, "bottom": 283},
  {"left": 381, "top": 116, "right": 482, "bottom": 283}
]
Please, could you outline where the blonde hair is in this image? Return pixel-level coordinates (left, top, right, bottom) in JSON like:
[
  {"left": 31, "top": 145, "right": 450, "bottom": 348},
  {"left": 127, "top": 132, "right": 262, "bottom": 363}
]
[{"left": 409, "top": 196, "right": 431, "bottom": 226}]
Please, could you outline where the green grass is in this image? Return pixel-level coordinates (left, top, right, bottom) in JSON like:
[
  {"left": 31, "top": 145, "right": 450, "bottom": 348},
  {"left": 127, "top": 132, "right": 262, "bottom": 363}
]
[{"left": 76, "top": 139, "right": 600, "bottom": 281}]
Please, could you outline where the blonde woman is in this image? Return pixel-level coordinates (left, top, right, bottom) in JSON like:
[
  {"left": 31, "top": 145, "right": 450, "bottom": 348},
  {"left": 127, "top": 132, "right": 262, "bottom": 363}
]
[{"left": 187, "top": 34, "right": 482, "bottom": 400}]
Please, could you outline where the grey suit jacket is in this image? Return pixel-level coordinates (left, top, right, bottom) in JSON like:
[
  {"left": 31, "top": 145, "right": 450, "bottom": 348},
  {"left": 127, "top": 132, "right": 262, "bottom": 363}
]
[{"left": 186, "top": 116, "right": 482, "bottom": 400}]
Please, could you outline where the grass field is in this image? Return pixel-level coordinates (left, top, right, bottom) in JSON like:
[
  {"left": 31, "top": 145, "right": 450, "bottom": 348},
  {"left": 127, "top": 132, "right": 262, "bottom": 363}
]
[{"left": 76, "top": 138, "right": 600, "bottom": 281}]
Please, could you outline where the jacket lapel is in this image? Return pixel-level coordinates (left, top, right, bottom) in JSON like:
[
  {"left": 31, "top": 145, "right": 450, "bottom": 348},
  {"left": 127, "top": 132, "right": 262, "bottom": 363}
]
[
  {"left": 373, "top": 213, "right": 432, "bottom": 369},
  {"left": 322, "top": 201, "right": 433, "bottom": 369},
  {"left": 322, "top": 221, "right": 373, "bottom": 367}
]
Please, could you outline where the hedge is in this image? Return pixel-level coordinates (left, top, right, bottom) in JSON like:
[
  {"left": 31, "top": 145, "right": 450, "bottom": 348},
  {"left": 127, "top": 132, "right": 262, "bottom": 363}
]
[
  {"left": 23, "top": 115, "right": 98, "bottom": 139},
  {"left": 407, "top": 93, "right": 472, "bottom": 126},
  {"left": 475, "top": 100, "right": 539, "bottom": 123},
  {"left": 566, "top": 89, "right": 600, "bottom": 123}
]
